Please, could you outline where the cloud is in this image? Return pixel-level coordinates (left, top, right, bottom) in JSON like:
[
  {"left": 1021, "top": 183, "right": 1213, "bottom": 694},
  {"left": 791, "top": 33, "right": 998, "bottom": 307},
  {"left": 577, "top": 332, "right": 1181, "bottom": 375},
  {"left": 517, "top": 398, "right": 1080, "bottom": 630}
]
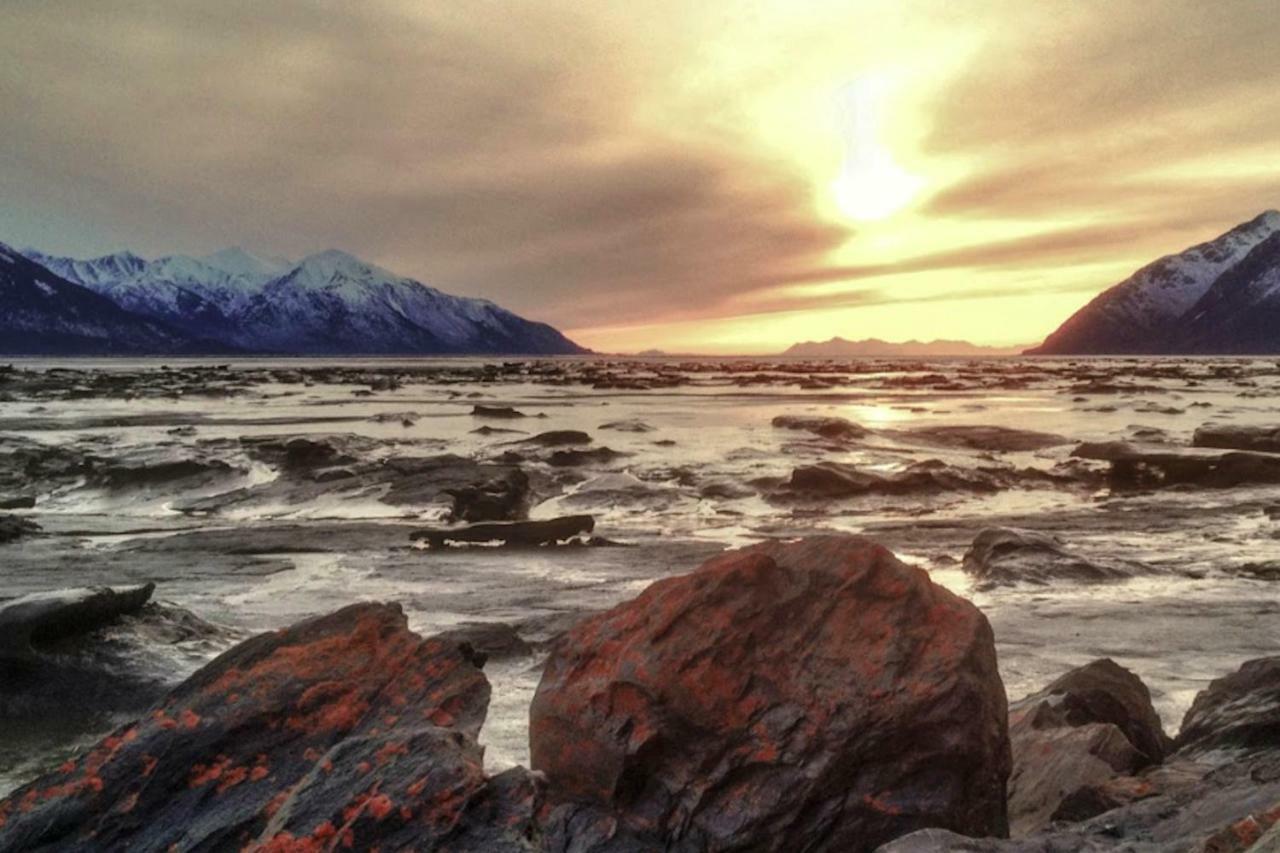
[
  {"left": 0, "top": 0, "right": 850, "bottom": 328},
  {"left": 1, "top": 0, "right": 1279, "bottom": 344}
]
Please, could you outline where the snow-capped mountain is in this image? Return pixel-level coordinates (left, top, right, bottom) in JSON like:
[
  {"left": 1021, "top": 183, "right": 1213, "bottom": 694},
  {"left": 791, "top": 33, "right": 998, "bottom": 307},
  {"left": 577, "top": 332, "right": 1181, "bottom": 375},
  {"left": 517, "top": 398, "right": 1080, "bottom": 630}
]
[
  {"left": 1174, "top": 232, "right": 1280, "bottom": 353},
  {"left": 0, "top": 242, "right": 197, "bottom": 354},
  {"left": 15, "top": 244, "right": 586, "bottom": 355},
  {"left": 1028, "top": 210, "right": 1280, "bottom": 354}
]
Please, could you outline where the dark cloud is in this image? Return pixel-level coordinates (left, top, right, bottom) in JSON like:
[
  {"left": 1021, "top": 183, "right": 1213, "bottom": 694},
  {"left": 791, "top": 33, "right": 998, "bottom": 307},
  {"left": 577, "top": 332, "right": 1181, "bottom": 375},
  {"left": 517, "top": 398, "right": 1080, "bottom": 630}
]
[
  {"left": 1, "top": 0, "right": 1278, "bottom": 338},
  {"left": 0, "top": 0, "right": 850, "bottom": 328}
]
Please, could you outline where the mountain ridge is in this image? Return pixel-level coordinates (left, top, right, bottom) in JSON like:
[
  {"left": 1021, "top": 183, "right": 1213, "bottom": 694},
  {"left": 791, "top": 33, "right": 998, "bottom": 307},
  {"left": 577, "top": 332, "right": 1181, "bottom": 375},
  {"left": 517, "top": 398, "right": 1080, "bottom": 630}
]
[
  {"left": 1028, "top": 210, "right": 1280, "bottom": 354},
  {"left": 783, "top": 337, "right": 1024, "bottom": 357},
  {"left": 9, "top": 243, "right": 586, "bottom": 356}
]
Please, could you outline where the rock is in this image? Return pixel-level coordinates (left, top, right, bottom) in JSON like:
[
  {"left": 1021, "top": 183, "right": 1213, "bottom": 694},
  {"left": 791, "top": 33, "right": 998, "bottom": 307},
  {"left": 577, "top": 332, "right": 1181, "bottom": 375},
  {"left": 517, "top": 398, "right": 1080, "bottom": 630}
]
[
  {"left": 443, "top": 468, "right": 532, "bottom": 523},
  {"left": 1009, "top": 723, "right": 1143, "bottom": 836},
  {"left": 531, "top": 536, "right": 1011, "bottom": 852},
  {"left": 774, "top": 459, "right": 1011, "bottom": 499},
  {"left": 0, "top": 584, "right": 155, "bottom": 664},
  {"left": 520, "top": 430, "right": 592, "bottom": 447},
  {"left": 380, "top": 455, "right": 535, "bottom": 515},
  {"left": 0, "top": 603, "right": 544, "bottom": 853},
  {"left": 1178, "top": 657, "right": 1280, "bottom": 757},
  {"left": 771, "top": 414, "right": 870, "bottom": 441},
  {"left": 895, "top": 425, "right": 1070, "bottom": 452},
  {"left": 1194, "top": 425, "right": 1280, "bottom": 454},
  {"left": 548, "top": 447, "right": 626, "bottom": 467},
  {"left": 1029, "top": 659, "right": 1172, "bottom": 766},
  {"left": 91, "top": 458, "right": 237, "bottom": 490},
  {"left": 1072, "top": 441, "right": 1280, "bottom": 488},
  {"left": 472, "top": 425, "right": 526, "bottom": 436},
  {"left": 598, "top": 419, "right": 654, "bottom": 433},
  {"left": 1004, "top": 659, "right": 1171, "bottom": 835},
  {"left": 472, "top": 405, "right": 527, "bottom": 418},
  {"left": 433, "top": 622, "right": 533, "bottom": 667},
  {"left": 0, "top": 495, "right": 34, "bottom": 509},
  {"left": 878, "top": 754, "right": 1280, "bottom": 850},
  {"left": 411, "top": 515, "right": 596, "bottom": 548},
  {"left": 0, "top": 514, "right": 40, "bottom": 544},
  {"left": 961, "top": 528, "right": 1152, "bottom": 587}
]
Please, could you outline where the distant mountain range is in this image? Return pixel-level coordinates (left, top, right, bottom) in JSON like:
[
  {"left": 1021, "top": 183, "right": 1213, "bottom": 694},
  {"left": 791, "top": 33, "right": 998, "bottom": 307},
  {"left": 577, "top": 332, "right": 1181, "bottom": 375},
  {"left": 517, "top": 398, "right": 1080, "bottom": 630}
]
[
  {"left": 2, "top": 243, "right": 586, "bottom": 356},
  {"left": 782, "top": 337, "right": 1024, "bottom": 357},
  {"left": 1028, "top": 210, "right": 1280, "bottom": 354}
]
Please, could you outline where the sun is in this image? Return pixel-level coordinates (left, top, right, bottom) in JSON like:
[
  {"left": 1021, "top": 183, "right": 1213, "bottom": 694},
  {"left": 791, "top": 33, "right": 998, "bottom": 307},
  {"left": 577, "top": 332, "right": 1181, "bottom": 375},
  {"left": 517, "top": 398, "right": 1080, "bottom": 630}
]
[{"left": 830, "top": 76, "right": 924, "bottom": 222}]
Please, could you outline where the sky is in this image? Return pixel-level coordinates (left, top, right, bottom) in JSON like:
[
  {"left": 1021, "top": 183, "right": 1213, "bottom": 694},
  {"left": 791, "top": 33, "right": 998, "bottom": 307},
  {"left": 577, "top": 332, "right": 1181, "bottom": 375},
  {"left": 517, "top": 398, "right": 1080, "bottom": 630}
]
[{"left": 2, "top": 0, "right": 1279, "bottom": 354}]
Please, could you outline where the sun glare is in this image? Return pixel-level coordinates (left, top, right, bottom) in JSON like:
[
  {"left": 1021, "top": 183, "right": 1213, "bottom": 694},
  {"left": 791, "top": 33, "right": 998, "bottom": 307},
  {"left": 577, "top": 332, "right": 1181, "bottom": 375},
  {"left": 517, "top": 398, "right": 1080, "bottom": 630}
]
[{"left": 830, "top": 76, "right": 923, "bottom": 222}]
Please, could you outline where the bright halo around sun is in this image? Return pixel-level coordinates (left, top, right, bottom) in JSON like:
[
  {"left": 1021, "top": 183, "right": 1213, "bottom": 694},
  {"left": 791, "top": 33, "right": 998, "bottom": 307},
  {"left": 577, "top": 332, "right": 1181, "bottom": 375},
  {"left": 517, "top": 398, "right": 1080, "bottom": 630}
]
[{"left": 831, "top": 76, "right": 924, "bottom": 222}]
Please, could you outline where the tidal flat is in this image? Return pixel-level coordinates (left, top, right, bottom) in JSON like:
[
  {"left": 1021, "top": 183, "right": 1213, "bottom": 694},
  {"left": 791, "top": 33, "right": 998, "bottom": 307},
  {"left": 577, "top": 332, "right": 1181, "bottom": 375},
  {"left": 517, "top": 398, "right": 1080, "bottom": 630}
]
[{"left": 2, "top": 356, "right": 1278, "bottom": 796}]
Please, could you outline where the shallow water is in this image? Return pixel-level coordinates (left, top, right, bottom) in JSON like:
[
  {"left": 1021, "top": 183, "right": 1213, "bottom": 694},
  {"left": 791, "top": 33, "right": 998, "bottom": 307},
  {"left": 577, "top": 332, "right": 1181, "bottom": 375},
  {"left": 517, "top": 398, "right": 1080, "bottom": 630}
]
[{"left": 2, "top": 355, "right": 1278, "bottom": 793}]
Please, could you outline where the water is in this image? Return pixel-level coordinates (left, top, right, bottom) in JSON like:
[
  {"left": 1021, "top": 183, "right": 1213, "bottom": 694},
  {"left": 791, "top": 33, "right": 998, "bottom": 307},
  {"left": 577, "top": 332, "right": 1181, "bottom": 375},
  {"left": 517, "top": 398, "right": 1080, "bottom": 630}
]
[{"left": 2, "top": 356, "right": 1278, "bottom": 793}]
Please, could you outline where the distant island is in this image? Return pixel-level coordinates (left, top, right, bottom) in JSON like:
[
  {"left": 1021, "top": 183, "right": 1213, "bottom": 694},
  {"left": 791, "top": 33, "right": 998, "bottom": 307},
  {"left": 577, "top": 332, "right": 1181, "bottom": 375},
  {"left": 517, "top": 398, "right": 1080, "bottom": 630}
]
[{"left": 782, "top": 337, "right": 1025, "bottom": 357}]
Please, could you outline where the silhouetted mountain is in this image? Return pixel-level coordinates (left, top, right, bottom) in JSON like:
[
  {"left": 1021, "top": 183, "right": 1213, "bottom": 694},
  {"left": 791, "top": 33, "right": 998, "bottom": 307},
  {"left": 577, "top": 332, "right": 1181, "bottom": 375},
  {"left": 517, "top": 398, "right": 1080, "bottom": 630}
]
[
  {"left": 1028, "top": 211, "right": 1280, "bottom": 354},
  {"left": 784, "top": 337, "right": 1022, "bottom": 357}
]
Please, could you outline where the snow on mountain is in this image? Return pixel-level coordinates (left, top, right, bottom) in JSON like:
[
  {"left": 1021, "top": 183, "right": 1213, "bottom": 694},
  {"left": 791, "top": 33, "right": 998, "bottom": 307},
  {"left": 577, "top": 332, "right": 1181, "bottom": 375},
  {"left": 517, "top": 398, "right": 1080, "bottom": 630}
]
[
  {"left": 233, "top": 250, "right": 583, "bottom": 354},
  {"left": 21, "top": 249, "right": 149, "bottom": 288},
  {"left": 16, "top": 244, "right": 585, "bottom": 355},
  {"left": 0, "top": 242, "right": 197, "bottom": 354},
  {"left": 1174, "top": 231, "right": 1280, "bottom": 353},
  {"left": 1028, "top": 210, "right": 1280, "bottom": 354},
  {"left": 199, "top": 247, "right": 291, "bottom": 279}
]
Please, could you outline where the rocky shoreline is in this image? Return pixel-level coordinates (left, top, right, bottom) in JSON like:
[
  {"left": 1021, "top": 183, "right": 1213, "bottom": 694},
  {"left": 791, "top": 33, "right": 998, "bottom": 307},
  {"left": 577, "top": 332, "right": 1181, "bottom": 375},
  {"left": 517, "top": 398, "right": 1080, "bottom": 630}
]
[{"left": 1, "top": 536, "right": 1277, "bottom": 852}]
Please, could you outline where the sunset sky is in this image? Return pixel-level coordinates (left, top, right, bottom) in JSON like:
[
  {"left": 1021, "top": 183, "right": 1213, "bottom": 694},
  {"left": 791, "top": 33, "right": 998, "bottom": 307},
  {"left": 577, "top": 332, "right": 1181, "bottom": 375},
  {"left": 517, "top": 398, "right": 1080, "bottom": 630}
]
[{"left": 2, "top": 1, "right": 1279, "bottom": 353}]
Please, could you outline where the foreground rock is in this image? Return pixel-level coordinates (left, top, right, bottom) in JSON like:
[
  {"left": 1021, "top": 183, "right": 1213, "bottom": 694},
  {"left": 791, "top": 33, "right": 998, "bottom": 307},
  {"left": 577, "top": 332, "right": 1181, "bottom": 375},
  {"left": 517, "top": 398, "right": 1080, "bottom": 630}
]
[
  {"left": 880, "top": 656, "right": 1280, "bottom": 852},
  {"left": 1177, "top": 656, "right": 1280, "bottom": 757},
  {"left": 0, "top": 603, "right": 544, "bottom": 852},
  {"left": 962, "top": 528, "right": 1154, "bottom": 587},
  {"left": 411, "top": 515, "right": 596, "bottom": 548},
  {"left": 1073, "top": 441, "right": 1280, "bottom": 488},
  {"left": 1005, "top": 659, "right": 1171, "bottom": 835},
  {"left": 531, "top": 536, "right": 1011, "bottom": 852}
]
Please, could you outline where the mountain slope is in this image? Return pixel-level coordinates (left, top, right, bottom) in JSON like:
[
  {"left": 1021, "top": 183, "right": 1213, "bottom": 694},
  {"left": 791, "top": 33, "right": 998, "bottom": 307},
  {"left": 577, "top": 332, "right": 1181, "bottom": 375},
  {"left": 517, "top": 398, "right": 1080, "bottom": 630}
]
[
  {"left": 0, "top": 243, "right": 198, "bottom": 355},
  {"left": 783, "top": 337, "right": 1023, "bottom": 357},
  {"left": 1027, "top": 211, "right": 1280, "bottom": 354},
  {"left": 232, "top": 251, "right": 583, "bottom": 355},
  {"left": 1173, "top": 232, "right": 1280, "bottom": 353},
  {"left": 22, "top": 245, "right": 586, "bottom": 355}
]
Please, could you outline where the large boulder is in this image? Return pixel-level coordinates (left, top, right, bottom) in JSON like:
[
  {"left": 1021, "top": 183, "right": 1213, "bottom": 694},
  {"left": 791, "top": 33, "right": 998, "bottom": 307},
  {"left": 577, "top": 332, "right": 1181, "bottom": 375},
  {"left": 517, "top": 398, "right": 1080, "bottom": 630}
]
[
  {"left": 0, "top": 603, "right": 544, "bottom": 852},
  {"left": 530, "top": 536, "right": 1011, "bottom": 852},
  {"left": 1178, "top": 657, "right": 1280, "bottom": 758},
  {"left": 1004, "top": 659, "right": 1171, "bottom": 835},
  {"left": 961, "top": 528, "right": 1152, "bottom": 587}
]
